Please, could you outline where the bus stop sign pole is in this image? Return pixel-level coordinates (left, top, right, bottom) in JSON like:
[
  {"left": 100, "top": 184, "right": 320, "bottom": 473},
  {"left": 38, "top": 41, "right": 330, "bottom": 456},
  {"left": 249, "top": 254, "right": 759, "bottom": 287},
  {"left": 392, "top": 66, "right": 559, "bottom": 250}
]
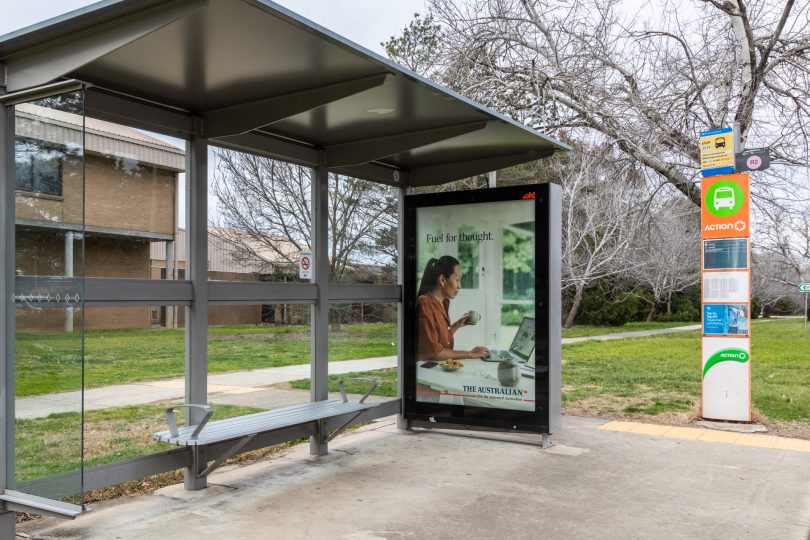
[{"left": 798, "top": 283, "right": 810, "bottom": 334}]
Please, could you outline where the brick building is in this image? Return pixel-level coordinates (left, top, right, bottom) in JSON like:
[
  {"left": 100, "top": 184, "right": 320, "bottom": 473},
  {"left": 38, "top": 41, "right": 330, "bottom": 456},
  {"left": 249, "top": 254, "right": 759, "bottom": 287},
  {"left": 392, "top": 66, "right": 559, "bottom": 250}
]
[{"left": 15, "top": 103, "right": 184, "bottom": 331}]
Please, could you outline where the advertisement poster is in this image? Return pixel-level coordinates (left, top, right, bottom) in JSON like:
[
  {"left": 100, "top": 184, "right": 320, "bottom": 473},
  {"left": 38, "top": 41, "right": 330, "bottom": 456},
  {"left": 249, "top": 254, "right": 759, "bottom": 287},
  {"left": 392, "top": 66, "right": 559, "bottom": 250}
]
[
  {"left": 703, "top": 304, "right": 749, "bottom": 335},
  {"left": 413, "top": 199, "right": 536, "bottom": 412}
]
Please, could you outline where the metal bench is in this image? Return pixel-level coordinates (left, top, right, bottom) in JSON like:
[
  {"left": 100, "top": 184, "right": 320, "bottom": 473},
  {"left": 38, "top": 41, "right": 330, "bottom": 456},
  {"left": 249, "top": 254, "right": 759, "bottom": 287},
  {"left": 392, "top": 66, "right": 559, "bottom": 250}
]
[{"left": 154, "top": 377, "right": 379, "bottom": 479}]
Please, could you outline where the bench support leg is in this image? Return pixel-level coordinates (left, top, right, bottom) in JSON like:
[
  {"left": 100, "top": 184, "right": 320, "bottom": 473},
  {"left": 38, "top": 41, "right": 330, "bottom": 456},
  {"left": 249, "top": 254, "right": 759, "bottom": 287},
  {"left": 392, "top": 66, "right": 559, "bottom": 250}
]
[
  {"left": 0, "top": 510, "right": 14, "bottom": 539},
  {"left": 198, "top": 435, "right": 255, "bottom": 478},
  {"left": 185, "top": 446, "right": 208, "bottom": 490},
  {"left": 323, "top": 412, "right": 364, "bottom": 444},
  {"left": 310, "top": 419, "right": 328, "bottom": 456}
]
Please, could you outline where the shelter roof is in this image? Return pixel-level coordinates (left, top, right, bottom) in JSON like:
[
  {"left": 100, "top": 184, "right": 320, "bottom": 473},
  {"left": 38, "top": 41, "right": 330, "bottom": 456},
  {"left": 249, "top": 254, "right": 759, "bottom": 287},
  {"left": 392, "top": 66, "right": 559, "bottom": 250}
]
[{"left": 0, "top": 0, "right": 569, "bottom": 186}]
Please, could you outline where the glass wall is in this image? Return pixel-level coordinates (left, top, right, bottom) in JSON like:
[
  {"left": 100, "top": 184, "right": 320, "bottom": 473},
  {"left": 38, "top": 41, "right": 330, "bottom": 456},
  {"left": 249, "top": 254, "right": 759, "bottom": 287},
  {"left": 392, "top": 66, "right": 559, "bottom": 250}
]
[
  {"left": 82, "top": 307, "right": 185, "bottom": 467},
  {"left": 206, "top": 304, "right": 312, "bottom": 411},
  {"left": 328, "top": 302, "right": 398, "bottom": 400},
  {"left": 6, "top": 90, "right": 402, "bottom": 507},
  {"left": 13, "top": 90, "right": 85, "bottom": 502},
  {"left": 328, "top": 175, "right": 397, "bottom": 285},
  {"left": 208, "top": 146, "right": 311, "bottom": 285}
]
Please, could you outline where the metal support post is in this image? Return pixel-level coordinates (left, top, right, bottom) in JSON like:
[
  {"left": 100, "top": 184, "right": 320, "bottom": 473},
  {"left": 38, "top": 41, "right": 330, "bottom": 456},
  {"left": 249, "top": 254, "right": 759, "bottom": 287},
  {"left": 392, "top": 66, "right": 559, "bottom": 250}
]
[
  {"left": 184, "top": 117, "right": 208, "bottom": 489},
  {"left": 65, "top": 231, "right": 74, "bottom": 332},
  {"left": 310, "top": 153, "right": 329, "bottom": 455},
  {"left": 805, "top": 293, "right": 807, "bottom": 336},
  {"left": 541, "top": 433, "right": 553, "bottom": 449},
  {"left": 396, "top": 185, "right": 410, "bottom": 431},
  {"left": 166, "top": 239, "right": 175, "bottom": 328},
  {"left": 1, "top": 98, "right": 17, "bottom": 538},
  {"left": 733, "top": 120, "right": 743, "bottom": 152}
]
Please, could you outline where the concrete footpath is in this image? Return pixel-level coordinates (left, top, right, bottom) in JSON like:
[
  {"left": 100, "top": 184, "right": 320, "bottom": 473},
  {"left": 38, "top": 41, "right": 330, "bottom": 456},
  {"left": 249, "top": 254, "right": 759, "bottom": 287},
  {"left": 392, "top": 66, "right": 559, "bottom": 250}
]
[
  {"left": 19, "top": 415, "right": 810, "bottom": 540},
  {"left": 16, "top": 356, "right": 397, "bottom": 419},
  {"left": 17, "top": 324, "right": 703, "bottom": 419},
  {"left": 561, "top": 324, "right": 701, "bottom": 343}
]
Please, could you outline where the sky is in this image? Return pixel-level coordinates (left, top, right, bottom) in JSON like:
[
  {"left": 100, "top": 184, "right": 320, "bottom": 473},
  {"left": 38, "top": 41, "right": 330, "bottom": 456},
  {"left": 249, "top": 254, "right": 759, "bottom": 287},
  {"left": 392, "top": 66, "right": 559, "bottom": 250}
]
[{"left": 0, "top": 0, "right": 426, "bottom": 55}]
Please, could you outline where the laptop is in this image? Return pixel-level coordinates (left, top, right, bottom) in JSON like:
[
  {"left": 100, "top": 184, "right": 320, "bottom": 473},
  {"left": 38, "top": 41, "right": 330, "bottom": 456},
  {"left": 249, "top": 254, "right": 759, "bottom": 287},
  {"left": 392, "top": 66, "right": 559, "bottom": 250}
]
[{"left": 482, "top": 317, "right": 535, "bottom": 363}]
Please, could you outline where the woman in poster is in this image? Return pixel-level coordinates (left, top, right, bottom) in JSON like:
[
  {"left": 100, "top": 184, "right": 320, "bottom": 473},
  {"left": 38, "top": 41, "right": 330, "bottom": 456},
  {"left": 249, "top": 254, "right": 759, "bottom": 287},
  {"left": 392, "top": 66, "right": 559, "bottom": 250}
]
[{"left": 417, "top": 256, "right": 490, "bottom": 360}]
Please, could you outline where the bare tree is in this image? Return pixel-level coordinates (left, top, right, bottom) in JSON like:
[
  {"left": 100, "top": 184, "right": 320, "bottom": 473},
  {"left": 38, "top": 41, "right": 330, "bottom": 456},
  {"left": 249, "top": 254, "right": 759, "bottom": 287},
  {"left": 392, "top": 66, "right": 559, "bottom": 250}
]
[
  {"left": 559, "top": 145, "right": 646, "bottom": 327},
  {"left": 211, "top": 150, "right": 398, "bottom": 329},
  {"left": 750, "top": 204, "right": 809, "bottom": 314},
  {"left": 630, "top": 200, "right": 701, "bottom": 320},
  {"left": 386, "top": 0, "right": 810, "bottom": 211}
]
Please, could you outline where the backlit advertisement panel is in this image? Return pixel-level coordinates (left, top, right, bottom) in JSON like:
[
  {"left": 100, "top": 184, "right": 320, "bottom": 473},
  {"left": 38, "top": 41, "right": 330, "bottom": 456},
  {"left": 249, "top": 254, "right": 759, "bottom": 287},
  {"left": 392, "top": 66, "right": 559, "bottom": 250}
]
[{"left": 403, "top": 184, "right": 561, "bottom": 434}]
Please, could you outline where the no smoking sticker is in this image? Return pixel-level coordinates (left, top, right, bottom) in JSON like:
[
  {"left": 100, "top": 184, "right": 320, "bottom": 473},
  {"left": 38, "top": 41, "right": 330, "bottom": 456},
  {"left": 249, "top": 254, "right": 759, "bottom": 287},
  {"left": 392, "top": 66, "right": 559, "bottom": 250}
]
[{"left": 299, "top": 251, "right": 312, "bottom": 279}]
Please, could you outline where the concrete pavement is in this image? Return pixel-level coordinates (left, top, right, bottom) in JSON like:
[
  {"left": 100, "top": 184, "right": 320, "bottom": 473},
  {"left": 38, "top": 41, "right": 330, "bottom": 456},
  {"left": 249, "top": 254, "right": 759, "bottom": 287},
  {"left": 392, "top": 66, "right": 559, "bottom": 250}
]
[{"left": 18, "top": 415, "right": 810, "bottom": 540}]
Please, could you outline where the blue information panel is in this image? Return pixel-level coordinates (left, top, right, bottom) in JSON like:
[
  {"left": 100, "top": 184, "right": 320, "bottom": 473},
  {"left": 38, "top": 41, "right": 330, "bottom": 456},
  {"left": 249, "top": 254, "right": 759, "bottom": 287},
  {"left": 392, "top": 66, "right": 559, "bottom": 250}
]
[
  {"left": 703, "top": 238, "right": 748, "bottom": 270},
  {"left": 703, "top": 304, "right": 749, "bottom": 335},
  {"left": 700, "top": 127, "right": 735, "bottom": 177}
]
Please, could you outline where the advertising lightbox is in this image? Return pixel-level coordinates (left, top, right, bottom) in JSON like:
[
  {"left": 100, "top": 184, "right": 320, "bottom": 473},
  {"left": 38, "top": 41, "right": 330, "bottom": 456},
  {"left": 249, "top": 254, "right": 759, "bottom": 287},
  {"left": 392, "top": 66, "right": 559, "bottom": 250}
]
[{"left": 403, "top": 184, "right": 561, "bottom": 434}]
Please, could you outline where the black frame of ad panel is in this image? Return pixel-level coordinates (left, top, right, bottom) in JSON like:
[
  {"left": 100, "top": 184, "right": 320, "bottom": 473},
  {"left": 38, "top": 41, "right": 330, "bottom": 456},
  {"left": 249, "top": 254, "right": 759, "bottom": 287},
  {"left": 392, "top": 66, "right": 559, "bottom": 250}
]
[{"left": 403, "top": 183, "right": 552, "bottom": 433}]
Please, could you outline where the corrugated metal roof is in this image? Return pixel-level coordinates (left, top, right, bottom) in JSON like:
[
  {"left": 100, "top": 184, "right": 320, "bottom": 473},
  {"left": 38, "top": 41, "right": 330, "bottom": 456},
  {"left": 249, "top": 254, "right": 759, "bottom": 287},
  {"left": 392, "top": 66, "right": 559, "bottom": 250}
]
[{"left": 15, "top": 103, "right": 185, "bottom": 172}]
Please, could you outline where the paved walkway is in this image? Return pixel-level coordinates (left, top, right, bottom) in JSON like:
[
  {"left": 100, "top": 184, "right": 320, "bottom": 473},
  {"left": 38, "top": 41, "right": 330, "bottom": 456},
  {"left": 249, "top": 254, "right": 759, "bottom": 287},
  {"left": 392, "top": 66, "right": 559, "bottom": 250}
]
[
  {"left": 17, "top": 324, "right": 703, "bottom": 419},
  {"left": 561, "top": 324, "right": 701, "bottom": 344},
  {"left": 19, "top": 415, "right": 810, "bottom": 540},
  {"left": 16, "top": 356, "right": 396, "bottom": 419}
]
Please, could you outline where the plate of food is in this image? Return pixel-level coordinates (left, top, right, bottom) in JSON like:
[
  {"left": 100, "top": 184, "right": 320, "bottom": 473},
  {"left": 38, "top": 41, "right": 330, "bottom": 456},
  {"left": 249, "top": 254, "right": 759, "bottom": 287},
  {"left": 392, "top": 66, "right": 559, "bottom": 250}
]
[{"left": 440, "top": 359, "right": 464, "bottom": 371}]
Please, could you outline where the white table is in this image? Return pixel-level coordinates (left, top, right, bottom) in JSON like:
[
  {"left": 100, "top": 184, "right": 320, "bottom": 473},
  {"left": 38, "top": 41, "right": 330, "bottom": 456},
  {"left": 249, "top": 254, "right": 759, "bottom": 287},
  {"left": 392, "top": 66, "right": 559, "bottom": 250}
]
[{"left": 416, "top": 359, "right": 535, "bottom": 411}]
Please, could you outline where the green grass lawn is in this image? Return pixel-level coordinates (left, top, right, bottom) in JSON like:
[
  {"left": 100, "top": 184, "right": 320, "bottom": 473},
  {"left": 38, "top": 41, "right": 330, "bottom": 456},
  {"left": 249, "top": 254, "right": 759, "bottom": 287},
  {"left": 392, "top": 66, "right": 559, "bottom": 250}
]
[
  {"left": 15, "top": 402, "right": 263, "bottom": 482},
  {"left": 563, "top": 318, "right": 808, "bottom": 423},
  {"left": 289, "top": 368, "right": 398, "bottom": 398},
  {"left": 16, "top": 323, "right": 397, "bottom": 396},
  {"left": 561, "top": 321, "right": 696, "bottom": 338},
  {"left": 291, "top": 319, "right": 809, "bottom": 425}
]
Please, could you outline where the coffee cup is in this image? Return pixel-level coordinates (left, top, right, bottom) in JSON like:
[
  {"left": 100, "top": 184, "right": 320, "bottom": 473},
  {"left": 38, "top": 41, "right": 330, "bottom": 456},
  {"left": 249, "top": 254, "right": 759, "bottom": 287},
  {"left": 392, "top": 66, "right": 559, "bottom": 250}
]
[{"left": 466, "top": 310, "right": 481, "bottom": 325}]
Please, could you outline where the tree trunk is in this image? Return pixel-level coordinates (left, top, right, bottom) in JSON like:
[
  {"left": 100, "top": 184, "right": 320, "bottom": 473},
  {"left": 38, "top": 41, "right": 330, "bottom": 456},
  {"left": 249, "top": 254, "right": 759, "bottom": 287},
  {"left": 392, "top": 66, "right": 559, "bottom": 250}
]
[
  {"left": 646, "top": 302, "right": 656, "bottom": 322},
  {"left": 666, "top": 292, "right": 672, "bottom": 314},
  {"left": 331, "top": 307, "right": 342, "bottom": 332},
  {"left": 563, "top": 286, "right": 583, "bottom": 329}
]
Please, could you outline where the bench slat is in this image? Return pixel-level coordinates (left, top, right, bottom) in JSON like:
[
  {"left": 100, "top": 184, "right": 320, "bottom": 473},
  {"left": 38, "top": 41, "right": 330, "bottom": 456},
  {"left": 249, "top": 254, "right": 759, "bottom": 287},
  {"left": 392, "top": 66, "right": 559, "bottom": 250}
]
[{"left": 154, "top": 399, "right": 376, "bottom": 446}]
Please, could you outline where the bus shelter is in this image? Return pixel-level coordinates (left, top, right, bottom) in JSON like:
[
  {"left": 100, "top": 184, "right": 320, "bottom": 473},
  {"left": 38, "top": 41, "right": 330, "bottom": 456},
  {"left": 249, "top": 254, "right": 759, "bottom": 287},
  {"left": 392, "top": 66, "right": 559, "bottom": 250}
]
[{"left": 0, "top": 0, "right": 568, "bottom": 534}]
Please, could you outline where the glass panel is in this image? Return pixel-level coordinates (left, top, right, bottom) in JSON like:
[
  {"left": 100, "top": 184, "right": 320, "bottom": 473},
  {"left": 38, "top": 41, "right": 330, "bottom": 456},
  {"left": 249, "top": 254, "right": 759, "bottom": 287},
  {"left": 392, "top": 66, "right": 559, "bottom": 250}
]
[
  {"left": 209, "top": 146, "right": 312, "bottom": 284},
  {"left": 13, "top": 90, "right": 85, "bottom": 503},
  {"left": 328, "top": 175, "right": 398, "bottom": 285},
  {"left": 327, "top": 302, "right": 398, "bottom": 400},
  {"left": 207, "top": 304, "right": 311, "bottom": 410},
  {"left": 79, "top": 117, "right": 184, "bottom": 280},
  {"left": 81, "top": 307, "right": 185, "bottom": 467}
]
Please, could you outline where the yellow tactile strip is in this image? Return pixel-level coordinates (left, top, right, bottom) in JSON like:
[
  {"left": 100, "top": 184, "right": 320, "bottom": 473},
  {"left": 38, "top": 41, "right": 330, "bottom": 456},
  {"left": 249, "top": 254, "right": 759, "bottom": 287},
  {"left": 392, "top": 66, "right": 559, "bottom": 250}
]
[{"left": 598, "top": 421, "right": 810, "bottom": 453}]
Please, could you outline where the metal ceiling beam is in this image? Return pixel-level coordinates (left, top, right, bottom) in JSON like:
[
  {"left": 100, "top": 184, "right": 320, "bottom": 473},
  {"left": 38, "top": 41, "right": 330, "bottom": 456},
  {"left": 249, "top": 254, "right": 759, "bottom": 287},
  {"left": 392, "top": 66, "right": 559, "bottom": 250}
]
[
  {"left": 332, "top": 162, "right": 408, "bottom": 186},
  {"left": 2, "top": 0, "right": 207, "bottom": 92},
  {"left": 324, "top": 121, "right": 488, "bottom": 168},
  {"left": 201, "top": 73, "right": 389, "bottom": 139},
  {"left": 85, "top": 88, "right": 194, "bottom": 139},
  {"left": 409, "top": 149, "right": 556, "bottom": 186},
  {"left": 210, "top": 132, "right": 319, "bottom": 167}
]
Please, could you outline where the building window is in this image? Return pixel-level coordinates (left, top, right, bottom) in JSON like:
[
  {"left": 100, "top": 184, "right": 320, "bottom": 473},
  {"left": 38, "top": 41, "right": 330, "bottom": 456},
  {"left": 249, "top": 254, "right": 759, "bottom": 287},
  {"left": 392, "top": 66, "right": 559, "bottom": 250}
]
[{"left": 15, "top": 137, "right": 64, "bottom": 196}]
